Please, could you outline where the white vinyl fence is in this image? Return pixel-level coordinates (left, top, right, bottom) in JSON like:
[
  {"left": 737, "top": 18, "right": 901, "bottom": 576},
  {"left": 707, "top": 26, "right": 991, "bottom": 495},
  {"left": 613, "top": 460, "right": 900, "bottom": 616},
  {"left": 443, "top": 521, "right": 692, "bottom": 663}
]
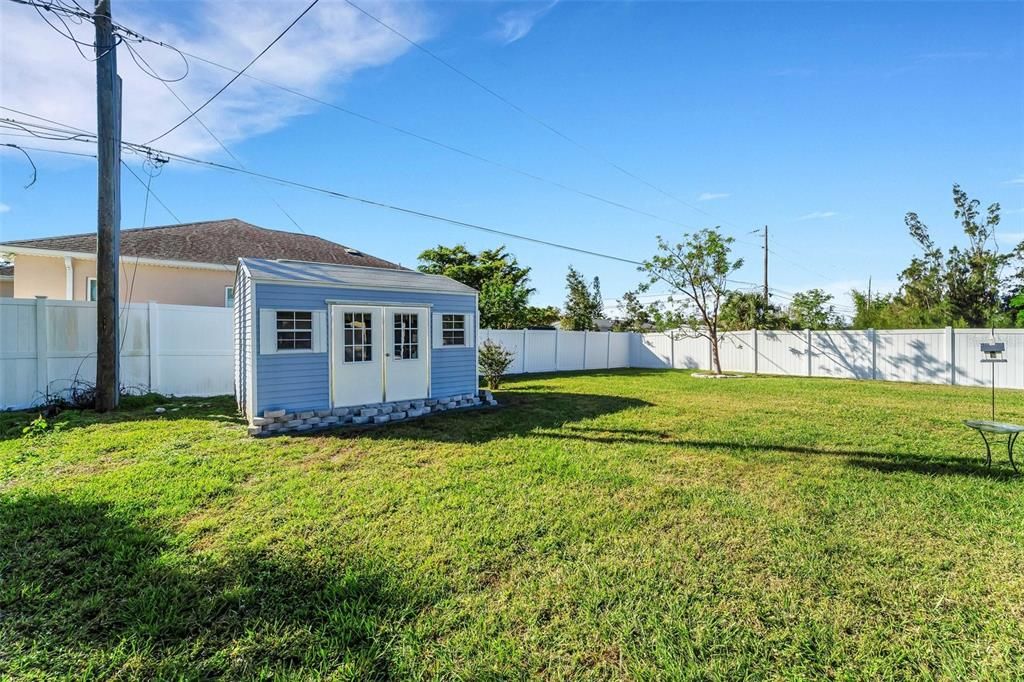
[
  {"left": 630, "top": 328, "right": 1024, "bottom": 388},
  {"left": 4, "top": 296, "right": 1024, "bottom": 410},
  {"left": 478, "top": 329, "right": 631, "bottom": 374},
  {"left": 1, "top": 297, "right": 232, "bottom": 409}
]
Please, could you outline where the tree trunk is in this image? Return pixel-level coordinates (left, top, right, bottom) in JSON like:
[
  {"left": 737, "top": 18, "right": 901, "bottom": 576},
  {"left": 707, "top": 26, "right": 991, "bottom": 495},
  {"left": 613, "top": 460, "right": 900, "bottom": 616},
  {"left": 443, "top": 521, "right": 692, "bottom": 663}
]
[{"left": 710, "top": 331, "right": 723, "bottom": 374}]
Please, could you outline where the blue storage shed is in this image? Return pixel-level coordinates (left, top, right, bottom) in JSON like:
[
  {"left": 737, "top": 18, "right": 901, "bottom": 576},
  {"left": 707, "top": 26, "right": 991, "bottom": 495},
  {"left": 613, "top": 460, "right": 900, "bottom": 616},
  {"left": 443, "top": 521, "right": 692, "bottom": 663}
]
[{"left": 234, "top": 258, "right": 485, "bottom": 433}]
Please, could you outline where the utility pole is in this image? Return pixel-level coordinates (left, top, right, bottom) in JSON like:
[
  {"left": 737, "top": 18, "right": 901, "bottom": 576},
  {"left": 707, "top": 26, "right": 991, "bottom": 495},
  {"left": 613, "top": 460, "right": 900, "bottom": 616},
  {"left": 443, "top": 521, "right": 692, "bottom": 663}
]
[
  {"left": 94, "top": 0, "right": 121, "bottom": 411},
  {"left": 762, "top": 225, "right": 769, "bottom": 307}
]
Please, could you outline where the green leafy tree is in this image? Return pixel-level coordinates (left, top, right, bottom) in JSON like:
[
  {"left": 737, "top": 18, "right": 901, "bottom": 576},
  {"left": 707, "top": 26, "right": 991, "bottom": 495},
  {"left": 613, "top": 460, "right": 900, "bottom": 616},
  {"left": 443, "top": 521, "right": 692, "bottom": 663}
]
[
  {"left": 562, "top": 266, "right": 604, "bottom": 331},
  {"left": 865, "top": 185, "right": 1016, "bottom": 328},
  {"left": 786, "top": 289, "right": 844, "bottom": 329},
  {"left": 639, "top": 228, "right": 743, "bottom": 374},
  {"left": 719, "top": 291, "right": 788, "bottom": 331},
  {"left": 612, "top": 289, "right": 657, "bottom": 332},
  {"left": 524, "top": 305, "right": 561, "bottom": 328},
  {"left": 417, "top": 245, "right": 534, "bottom": 329}
]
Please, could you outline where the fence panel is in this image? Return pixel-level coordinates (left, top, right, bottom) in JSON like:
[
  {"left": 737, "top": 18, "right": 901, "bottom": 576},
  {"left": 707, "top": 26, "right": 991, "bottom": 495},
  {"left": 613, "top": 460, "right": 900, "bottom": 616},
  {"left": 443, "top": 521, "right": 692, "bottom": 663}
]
[
  {"left": 154, "top": 304, "right": 233, "bottom": 396},
  {"left": 874, "top": 329, "right": 948, "bottom": 384},
  {"left": 632, "top": 333, "right": 672, "bottom": 368},
  {"left": 719, "top": 331, "right": 754, "bottom": 373},
  {"left": 811, "top": 330, "right": 874, "bottom": 380},
  {"left": 525, "top": 330, "right": 558, "bottom": 373},
  {"left": 556, "top": 331, "right": 586, "bottom": 371},
  {"left": 953, "top": 329, "right": 1024, "bottom": 389},
  {"left": 584, "top": 332, "right": 609, "bottom": 369},
  {"left": 756, "top": 330, "right": 808, "bottom": 376},
  {"left": 608, "top": 333, "right": 630, "bottom": 368},
  {"left": 0, "top": 298, "right": 232, "bottom": 409},
  {"left": 672, "top": 335, "right": 710, "bottom": 369}
]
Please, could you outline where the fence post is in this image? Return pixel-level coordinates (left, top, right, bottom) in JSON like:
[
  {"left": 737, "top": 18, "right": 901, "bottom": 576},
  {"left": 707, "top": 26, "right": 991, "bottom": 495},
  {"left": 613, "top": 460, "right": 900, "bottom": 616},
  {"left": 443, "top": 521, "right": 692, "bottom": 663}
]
[
  {"left": 671, "top": 333, "right": 677, "bottom": 369},
  {"left": 583, "top": 330, "right": 588, "bottom": 370},
  {"left": 806, "top": 328, "right": 813, "bottom": 377},
  {"left": 554, "top": 330, "right": 560, "bottom": 371},
  {"left": 870, "top": 328, "right": 877, "bottom": 380},
  {"left": 521, "top": 328, "right": 529, "bottom": 374},
  {"left": 752, "top": 329, "right": 758, "bottom": 374},
  {"left": 35, "top": 296, "right": 49, "bottom": 401},
  {"left": 605, "top": 332, "right": 611, "bottom": 369},
  {"left": 947, "top": 326, "right": 955, "bottom": 386},
  {"left": 149, "top": 301, "right": 161, "bottom": 393}
]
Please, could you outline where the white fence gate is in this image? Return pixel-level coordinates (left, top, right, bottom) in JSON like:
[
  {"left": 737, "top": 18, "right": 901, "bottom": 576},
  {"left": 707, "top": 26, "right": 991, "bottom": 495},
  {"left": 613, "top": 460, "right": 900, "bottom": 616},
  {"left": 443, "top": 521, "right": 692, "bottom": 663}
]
[{"left": 3, "top": 296, "right": 1023, "bottom": 410}]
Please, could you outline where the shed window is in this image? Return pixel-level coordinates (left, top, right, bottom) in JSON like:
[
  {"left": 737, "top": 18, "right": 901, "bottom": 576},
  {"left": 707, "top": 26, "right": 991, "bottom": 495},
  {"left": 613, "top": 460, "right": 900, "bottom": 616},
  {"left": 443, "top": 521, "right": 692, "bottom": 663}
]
[
  {"left": 393, "top": 313, "right": 419, "bottom": 360},
  {"left": 442, "top": 314, "right": 466, "bottom": 346},
  {"left": 344, "top": 312, "right": 373, "bottom": 362},
  {"left": 225, "top": 285, "right": 234, "bottom": 308},
  {"left": 276, "top": 311, "right": 312, "bottom": 350},
  {"left": 86, "top": 277, "right": 97, "bottom": 302}
]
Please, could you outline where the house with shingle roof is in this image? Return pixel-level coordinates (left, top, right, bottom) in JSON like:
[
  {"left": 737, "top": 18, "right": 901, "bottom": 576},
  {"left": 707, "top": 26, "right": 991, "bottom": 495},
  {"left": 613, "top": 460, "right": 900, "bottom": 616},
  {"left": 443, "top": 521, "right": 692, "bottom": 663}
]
[{"left": 0, "top": 218, "right": 400, "bottom": 307}]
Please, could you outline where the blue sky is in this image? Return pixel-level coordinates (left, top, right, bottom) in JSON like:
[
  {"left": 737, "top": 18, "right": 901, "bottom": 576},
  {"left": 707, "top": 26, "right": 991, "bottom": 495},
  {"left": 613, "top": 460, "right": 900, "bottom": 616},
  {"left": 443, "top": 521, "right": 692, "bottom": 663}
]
[{"left": 1, "top": 0, "right": 1022, "bottom": 314}]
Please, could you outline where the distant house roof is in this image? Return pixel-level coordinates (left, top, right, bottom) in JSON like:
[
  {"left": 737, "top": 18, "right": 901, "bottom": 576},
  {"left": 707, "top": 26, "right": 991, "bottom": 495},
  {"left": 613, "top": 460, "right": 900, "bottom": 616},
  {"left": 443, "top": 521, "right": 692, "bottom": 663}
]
[
  {"left": 0, "top": 218, "right": 402, "bottom": 270},
  {"left": 241, "top": 258, "right": 477, "bottom": 296}
]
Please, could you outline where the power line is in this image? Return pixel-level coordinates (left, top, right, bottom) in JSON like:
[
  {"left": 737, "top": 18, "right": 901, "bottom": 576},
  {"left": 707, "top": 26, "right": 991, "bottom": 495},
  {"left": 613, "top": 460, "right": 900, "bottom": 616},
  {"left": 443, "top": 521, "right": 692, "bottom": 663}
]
[
  {"left": 102, "top": 33, "right": 704, "bottom": 231},
  {"left": 125, "top": 45, "right": 306, "bottom": 233},
  {"left": 144, "top": 0, "right": 321, "bottom": 145},
  {"left": 341, "top": 0, "right": 734, "bottom": 226},
  {"left": 3, "top": 115, "right": 797, "bottom": 290},
  {"left": 12, "top": 5, "right": 766, "bottom": 243},
  {"left": 5, "top": 115, "right": 650, "bottom": 265}
]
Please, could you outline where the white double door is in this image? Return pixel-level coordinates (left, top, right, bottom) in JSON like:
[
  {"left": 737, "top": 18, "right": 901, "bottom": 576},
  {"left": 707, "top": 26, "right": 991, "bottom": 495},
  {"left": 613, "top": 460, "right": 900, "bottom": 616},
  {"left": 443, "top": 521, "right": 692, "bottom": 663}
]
[{"left": 331, "top": 305, "right": 429, "bottom": 407}]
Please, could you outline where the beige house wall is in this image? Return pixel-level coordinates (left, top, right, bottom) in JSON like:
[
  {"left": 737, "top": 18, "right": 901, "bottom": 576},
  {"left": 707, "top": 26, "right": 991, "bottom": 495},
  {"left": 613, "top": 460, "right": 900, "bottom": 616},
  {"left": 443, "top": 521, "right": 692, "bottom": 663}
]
[
  {"left": 11, "top": 254, "right": 66, "bottom": 300},
  {"left": 12, "top": 254, "right": 235, "bottom": 307}
]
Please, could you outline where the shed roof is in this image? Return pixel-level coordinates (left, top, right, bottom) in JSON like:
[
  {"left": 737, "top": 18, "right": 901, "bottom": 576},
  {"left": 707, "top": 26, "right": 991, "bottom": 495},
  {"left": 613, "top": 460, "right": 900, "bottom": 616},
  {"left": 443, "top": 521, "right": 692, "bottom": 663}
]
[{"left": 241, "top": 258, "right": 478, "bottom": 296}]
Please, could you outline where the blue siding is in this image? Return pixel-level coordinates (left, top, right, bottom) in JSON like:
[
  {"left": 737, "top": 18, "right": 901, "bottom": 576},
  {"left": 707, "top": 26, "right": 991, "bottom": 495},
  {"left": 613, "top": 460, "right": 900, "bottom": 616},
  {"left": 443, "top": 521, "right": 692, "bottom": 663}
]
[{"left": 253, "top": 282, "right": 477, "bottom": 415}]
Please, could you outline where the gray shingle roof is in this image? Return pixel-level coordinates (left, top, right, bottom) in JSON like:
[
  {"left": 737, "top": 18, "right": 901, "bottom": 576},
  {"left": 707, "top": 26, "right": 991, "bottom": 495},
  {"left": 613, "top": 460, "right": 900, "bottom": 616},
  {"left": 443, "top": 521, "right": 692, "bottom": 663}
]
[
  {"left": 0, "top": 218, "right": 402, "bottom": 270},
  {"left": 241, "top": 258, "right": 477, "bottom": 295}
]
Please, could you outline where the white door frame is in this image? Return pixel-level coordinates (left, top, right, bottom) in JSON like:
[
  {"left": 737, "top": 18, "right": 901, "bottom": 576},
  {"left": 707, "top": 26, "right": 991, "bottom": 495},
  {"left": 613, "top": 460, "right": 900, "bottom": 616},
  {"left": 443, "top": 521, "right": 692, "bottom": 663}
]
[
  {"left": 329, "top": 303, "right": 432, "bottom": 407},
  {"left": 330, "top": 304, "right": 385, "bottom": 407}
]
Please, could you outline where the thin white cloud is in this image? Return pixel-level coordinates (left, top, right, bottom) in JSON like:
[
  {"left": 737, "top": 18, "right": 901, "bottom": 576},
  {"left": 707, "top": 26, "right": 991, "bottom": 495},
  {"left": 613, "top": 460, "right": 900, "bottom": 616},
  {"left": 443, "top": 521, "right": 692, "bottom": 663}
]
[
  {"left": 797, "top": 211, "right": 838, "bottom": 221},
  {"left": 0, "top": 202, "right": 9, "bottom": 213},
  {"left": 492, "top": 1, "right": 559, "bottom": 45},
  {"left": 1005, "top": 176, "right": 1024, "bottom": 185},
  {"left": 0, "top": 0, "right": 431, "bottom": 156},
  {"left": 697, "top": 192, "right": 729, "bottom": 201}
]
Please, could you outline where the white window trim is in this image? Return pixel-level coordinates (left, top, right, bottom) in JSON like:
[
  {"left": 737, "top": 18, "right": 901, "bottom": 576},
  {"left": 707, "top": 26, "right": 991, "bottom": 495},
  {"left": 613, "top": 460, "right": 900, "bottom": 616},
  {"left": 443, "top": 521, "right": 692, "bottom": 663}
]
[
  {"left": 86, "top": 276, "right": 97, "bottom": 302},
  {"left": 259, "top": 308, "right": 327, "bottom": 355},
  {"left": 224, "top": 285, "right": 234, "bottom": 308},
  {"left": 432, "top": 312, "right": 474, "bottom": 349}
]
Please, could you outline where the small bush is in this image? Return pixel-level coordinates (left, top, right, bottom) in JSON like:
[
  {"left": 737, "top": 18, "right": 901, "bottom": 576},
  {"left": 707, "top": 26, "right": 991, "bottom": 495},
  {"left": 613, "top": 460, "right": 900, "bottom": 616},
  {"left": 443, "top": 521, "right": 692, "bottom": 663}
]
[{"left": 478, "top": 340, "right": 515, "bottom": 390}]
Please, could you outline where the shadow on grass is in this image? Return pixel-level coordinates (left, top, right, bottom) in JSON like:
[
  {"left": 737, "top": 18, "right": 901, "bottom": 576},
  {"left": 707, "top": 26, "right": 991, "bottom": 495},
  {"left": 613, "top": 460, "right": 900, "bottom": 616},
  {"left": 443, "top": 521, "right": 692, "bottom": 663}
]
[
  {"left": 543, "top": 426, "right": 1020, "bottom": 479},
  {"left": 303, "top": 391, "right": 654, "bottom": 445},
  {"left": 0, "top": 493, "right": 412, "bottom": 678},
  {"left": 0, "top": 395, "right": 244, "bottom": 442}
]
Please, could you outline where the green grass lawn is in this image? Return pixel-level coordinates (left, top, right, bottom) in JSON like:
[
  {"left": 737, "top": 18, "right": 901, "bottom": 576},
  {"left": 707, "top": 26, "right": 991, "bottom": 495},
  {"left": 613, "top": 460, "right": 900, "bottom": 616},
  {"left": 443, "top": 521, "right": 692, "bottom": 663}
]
[{"left": 2, "top": 370, "right": 1023, "bottom": 680}]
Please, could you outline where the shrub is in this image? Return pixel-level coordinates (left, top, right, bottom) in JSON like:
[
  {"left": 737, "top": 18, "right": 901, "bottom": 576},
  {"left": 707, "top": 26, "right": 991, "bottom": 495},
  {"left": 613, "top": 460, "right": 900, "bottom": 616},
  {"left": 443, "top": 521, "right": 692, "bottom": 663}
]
[{"left": 478, "top": 340, "right": 515, "bottom": 390}]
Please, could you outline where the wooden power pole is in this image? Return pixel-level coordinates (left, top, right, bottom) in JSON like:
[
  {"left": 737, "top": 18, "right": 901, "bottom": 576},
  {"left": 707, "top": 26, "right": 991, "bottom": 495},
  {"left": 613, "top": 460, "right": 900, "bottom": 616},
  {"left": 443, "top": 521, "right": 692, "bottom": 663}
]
[
  {"left": 94, "top": 0, "right": 121, "bottom": 411},
  {"left": 762, "top": 225, "right": 769, "bottom": 307}
]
